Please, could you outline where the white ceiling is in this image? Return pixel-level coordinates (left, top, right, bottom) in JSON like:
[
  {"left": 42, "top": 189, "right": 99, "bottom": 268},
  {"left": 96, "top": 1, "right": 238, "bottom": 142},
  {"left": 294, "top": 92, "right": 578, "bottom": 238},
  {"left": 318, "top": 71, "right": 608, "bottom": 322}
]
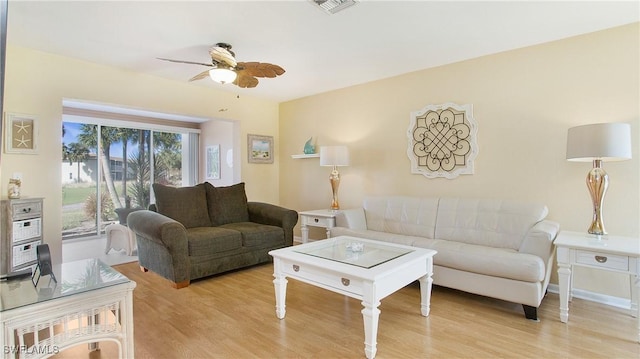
[{"left": 7, "top": 1, "right": 640, "bottom": 103}]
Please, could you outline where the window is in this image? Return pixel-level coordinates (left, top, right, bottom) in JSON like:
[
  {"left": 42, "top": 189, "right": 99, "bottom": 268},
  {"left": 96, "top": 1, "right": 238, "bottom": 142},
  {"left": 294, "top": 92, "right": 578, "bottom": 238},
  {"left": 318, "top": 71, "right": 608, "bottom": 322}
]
[{"left": 61, "top": 105, "right": 200, "bottom": 240}]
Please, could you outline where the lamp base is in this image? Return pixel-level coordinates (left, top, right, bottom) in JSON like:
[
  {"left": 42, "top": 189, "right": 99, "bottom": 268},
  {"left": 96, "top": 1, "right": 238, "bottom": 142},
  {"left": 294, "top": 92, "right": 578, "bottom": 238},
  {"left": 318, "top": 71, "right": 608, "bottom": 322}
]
[
  {"left": 586, "top": 159, "right": 608, "bottom": 235},
  {"left": 329, "top": 166, "right": 341, "bottom": 210}
]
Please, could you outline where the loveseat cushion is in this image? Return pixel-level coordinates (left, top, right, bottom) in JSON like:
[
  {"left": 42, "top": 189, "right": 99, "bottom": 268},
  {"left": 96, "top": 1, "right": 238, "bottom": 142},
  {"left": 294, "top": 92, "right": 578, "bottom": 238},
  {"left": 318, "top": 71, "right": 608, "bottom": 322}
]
[
  {"left": 187, "top": 227, "right": 242, "bottom": 256},
  {"left": 220, "top": 222, "right": 284, "bottom": 248},
  {"left": 205, "top": 182, "right": 250, "bottom": 226},
  {"left": 153, "top": 183, "right": 212, "bottom": 228}
]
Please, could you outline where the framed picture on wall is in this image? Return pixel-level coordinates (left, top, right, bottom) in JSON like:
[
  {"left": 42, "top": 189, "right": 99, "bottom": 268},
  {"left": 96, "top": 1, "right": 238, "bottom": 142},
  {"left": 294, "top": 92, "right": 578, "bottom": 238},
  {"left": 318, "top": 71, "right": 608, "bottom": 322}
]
[
  {"left": 247, "top": 134, "right": 274, "bottom": 164},
  {"left": 206, "top": 145, "right": 221, "bottom": 179},
  {"left": 4, "top": 112, "right": 38, "bottom": 154}
]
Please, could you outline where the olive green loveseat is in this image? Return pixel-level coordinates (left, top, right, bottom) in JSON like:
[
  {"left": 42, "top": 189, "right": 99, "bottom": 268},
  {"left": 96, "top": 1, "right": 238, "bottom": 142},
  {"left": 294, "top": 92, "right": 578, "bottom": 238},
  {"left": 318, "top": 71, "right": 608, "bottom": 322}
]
[{"left": 127, "top": 182, "right": 298, "bottom": 288}]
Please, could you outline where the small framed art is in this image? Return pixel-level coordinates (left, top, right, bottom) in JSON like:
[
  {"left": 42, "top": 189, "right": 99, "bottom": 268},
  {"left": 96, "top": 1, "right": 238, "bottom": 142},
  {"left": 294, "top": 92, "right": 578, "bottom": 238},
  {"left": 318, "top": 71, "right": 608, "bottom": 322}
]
[
  {"left": 4, "top": 113, "right": 38, "bottom": 154},
  {"left": 247, "top": 134, "right": 274, "bottom": 164}
]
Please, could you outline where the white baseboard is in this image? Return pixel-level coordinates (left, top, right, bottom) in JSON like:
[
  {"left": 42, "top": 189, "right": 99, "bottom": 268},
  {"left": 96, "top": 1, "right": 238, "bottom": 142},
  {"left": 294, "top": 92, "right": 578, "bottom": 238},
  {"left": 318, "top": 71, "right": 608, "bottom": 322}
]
[{"left": 546, "top": 284, "right": 632, "bottom": 310}]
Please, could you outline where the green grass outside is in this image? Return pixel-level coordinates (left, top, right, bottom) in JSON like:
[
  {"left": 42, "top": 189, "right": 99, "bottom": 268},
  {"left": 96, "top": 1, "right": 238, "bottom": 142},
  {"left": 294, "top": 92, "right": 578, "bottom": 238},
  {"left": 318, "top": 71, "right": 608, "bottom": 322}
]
[
  {"left": 62, "top": 183, "right": 114, "bottom": 235},
  {"left": 62, "top": 210, "right": 88, "bottom": 230},
  {"left": 62, "top": 185, "right": 96, "bottom": 205}
]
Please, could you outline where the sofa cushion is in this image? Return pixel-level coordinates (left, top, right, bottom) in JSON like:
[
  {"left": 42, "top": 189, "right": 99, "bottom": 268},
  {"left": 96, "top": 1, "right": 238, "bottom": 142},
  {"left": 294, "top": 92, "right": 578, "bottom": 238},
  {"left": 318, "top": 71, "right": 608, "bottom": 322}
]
[
  {"left": 330, "top": 227, "right": 545, "bottom": 283},
  {"left": 205, "top": 182, "right": 250, "bottom": 226},
  {"left": 187, "top": 227, "right": 242, "bottom": 256},
  {"left": 415, "top": 239, "right": 546, "bottom": 282},
  {"left": 363, "top": 196, "right": 439, "bottom": 239},
  {"left": 220, "top": 222, "right": 284, "bottom": 248},
  {"left": 434, "top": 198, "right": 548, "bottom": 250},
  {"left": 153, "top": 183, "right": 212, "bottom": 229}
]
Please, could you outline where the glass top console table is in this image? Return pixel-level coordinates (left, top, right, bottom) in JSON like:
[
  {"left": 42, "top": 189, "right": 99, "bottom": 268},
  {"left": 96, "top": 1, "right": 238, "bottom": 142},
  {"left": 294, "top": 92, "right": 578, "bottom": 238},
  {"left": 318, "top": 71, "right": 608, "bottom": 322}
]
[{"left": 0, "top": 258, "right": 136, "bottom": 358}]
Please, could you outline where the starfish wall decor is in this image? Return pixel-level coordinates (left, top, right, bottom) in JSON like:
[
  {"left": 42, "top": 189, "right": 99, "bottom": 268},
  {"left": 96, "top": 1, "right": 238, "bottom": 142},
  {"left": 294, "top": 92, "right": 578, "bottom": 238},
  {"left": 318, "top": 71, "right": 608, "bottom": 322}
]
[{"left": 5, "top": 113, "right": 38, "bottom": 154}]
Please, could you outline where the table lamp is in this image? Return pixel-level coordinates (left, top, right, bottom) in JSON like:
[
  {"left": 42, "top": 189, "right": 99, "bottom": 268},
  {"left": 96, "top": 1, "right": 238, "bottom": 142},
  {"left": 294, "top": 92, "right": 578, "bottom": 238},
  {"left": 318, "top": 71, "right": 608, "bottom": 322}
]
[
  {"left": 566, "top": 122, "right": 631, "bottom": 235},
  {"left": 320, "top": 146, "right": 350, "bottom": 210}
]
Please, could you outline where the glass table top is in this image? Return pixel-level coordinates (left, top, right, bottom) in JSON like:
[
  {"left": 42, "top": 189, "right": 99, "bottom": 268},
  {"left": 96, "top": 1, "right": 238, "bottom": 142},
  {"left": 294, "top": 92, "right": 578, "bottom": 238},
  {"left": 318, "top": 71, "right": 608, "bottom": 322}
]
[
  {"left": 0, "top": 258, "right": 130, "bottom": 312},
  {"left": 294, "top": 237, "right": 413, "bottom": 269}
]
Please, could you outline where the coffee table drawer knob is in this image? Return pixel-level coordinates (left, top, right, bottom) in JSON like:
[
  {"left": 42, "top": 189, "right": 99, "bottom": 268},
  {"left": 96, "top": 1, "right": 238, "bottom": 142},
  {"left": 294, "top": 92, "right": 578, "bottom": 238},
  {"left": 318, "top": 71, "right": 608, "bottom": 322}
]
[
  {"left": 595, "top": 256, "right": 607, "bottom": 263},
  {"left": 341, "top": 278, "right": 350, "bottom": 286},
  {"left": 293, "top": 265, "right": 300, "bottom": 272}
]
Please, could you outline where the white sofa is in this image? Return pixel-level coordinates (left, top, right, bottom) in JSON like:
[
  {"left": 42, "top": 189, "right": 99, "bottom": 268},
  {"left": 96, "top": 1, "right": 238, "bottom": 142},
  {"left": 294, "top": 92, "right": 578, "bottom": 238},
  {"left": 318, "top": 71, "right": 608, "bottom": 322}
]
[{"left": 330, "top": 196, "right": 560, "bottom": 320}]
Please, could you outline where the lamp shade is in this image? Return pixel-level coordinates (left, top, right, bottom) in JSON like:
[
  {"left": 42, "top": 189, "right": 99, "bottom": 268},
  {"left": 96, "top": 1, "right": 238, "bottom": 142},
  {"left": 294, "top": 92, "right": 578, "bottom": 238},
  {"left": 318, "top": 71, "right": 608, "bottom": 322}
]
[
  {"left": 566, "top": 122, "right": 632, "bottom": 162},
  {"left": 320, "top": 146, "right": 349, "bottom": 166},
  {"left": 209, "top": 68, "right": 237, "bottom": 84}
]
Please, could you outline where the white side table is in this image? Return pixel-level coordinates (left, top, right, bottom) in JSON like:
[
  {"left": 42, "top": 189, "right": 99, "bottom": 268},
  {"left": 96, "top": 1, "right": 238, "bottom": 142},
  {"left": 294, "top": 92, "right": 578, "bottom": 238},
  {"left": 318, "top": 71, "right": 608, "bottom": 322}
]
[
  {"left": 555, "top": 231, "right": 639, "bottom": 342},
  {"left": 0, "top": 258, "right": 136, "bottom": 358},
  {"left": 298, "top": 209, "right": 338, "bottom": 243}
]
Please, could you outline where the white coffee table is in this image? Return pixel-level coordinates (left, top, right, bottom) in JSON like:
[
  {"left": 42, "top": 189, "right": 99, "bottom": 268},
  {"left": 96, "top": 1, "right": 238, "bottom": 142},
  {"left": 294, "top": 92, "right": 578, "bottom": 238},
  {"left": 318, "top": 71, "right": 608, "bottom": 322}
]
[{"left": 269, "top": 236, "right": 436, "bottom": 359}]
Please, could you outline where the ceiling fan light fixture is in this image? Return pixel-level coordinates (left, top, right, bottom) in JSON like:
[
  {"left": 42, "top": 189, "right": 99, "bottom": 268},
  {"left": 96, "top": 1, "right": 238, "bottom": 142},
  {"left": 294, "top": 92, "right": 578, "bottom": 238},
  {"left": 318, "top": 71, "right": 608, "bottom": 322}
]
[{"left": 209, "top": 67, "right": 237, "bottom": 84}]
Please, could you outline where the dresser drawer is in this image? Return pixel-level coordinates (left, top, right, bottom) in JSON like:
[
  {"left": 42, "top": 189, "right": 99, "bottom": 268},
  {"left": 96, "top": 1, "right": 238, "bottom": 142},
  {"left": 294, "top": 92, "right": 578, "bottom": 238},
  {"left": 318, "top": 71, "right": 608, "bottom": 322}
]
[
  {"left": 576, "top": 250, "right": 629, "bottom": 271},
  {"left": 11, "top": 201, "right": 42, "bottom": 220}
]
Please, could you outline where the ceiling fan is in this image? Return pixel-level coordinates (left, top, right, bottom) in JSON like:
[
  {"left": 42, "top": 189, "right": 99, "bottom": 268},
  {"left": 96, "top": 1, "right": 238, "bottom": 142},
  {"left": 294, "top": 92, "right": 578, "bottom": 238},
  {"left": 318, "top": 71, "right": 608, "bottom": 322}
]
[{"left": 157, "top": 43, "right": 285, "bottom": 88}]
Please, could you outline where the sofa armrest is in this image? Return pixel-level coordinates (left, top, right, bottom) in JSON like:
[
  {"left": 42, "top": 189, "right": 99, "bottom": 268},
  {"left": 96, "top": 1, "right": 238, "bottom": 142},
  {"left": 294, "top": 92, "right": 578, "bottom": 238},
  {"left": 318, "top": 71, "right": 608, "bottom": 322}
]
[
  {"left": 248, "top": 202, "right": 299, "bottom": 246},
  {"left": 519, "top": 219, "right": 560, "bottom": 262},
  {"left": 127, "top": 210, "right": 188, "bottom": 253},
  {"left": 335, "top": 208, "right": 367, "bottom": 230}
]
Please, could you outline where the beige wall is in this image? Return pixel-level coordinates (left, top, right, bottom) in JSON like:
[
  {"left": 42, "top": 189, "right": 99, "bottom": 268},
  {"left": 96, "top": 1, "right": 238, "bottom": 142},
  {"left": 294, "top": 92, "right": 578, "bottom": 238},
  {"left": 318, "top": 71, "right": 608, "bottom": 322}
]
[
  {"left": 2, "top": 45, "right": 281, "bottom": 266},
  {"left": 279, "top": 23, "right": 640, "bottom": 297}
]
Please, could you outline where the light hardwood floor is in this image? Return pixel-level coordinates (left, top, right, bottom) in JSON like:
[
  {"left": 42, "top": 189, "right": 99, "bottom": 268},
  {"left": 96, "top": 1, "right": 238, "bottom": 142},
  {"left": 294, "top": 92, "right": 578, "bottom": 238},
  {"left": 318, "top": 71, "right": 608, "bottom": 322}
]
[{"left": 54, "top": 261, "right": 639, "bottom": 359}]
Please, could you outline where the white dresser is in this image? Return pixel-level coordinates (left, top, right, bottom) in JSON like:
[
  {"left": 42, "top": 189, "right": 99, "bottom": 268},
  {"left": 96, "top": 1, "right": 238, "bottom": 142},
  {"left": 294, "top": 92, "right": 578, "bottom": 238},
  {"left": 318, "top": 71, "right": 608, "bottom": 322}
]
[{"left": 0, "top": 197, "right": 43, "bottom": 278}]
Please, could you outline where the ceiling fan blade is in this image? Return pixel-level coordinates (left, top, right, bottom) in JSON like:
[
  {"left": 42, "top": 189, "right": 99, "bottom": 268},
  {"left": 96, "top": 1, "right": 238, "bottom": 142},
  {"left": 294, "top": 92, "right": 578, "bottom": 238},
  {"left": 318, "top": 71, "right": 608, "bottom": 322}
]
[
  {"left": 157, "top": 57, "right": 213, "bottom": 67},
  {"left": 233, "top": 71, "right": 259, "bottom": 88},
  {"left": 236, "top": 62, "right": 285, "bottom": 78},
  {"left": 189, "top": 70, "right": 211, "bottom": 82}
]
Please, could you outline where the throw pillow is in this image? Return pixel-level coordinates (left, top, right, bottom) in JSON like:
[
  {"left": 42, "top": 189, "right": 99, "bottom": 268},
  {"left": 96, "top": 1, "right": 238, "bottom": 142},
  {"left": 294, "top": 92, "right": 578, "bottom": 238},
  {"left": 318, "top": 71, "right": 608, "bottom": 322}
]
[
  {"left": 204, "top": 182, "right": 250, "bottom": 226},
  {"left": 153, "top": 183, "right": 212, "bottom": 228}
]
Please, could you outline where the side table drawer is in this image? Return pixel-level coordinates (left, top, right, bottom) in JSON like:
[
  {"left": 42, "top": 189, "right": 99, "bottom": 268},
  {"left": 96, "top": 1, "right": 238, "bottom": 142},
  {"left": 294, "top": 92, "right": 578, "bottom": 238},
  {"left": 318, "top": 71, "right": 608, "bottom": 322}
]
[{"left": 576, "top": 250, "right": 629, "bottom": 271}]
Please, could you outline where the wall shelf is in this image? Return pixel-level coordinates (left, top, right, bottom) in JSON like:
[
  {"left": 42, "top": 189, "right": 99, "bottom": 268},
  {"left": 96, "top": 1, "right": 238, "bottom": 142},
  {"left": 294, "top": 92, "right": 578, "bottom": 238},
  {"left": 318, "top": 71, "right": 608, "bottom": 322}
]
[{"left": 291, "top": 154, "right": 320, "bottom": 159}]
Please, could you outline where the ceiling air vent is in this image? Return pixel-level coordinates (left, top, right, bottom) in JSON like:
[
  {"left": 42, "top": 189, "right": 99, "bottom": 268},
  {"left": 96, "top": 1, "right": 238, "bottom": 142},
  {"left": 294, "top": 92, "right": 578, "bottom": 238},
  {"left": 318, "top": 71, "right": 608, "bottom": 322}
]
[{"left": 311, "top": 0, "right": 357, "bottom": 14}]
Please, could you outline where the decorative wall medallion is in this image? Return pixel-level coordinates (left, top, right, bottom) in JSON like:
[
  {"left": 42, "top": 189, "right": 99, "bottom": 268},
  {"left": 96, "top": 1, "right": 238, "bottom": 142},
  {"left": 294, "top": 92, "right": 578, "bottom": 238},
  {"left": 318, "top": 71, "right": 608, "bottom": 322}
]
[
  {"left": 4, "top": 113, "right": 38, "bottom": 154},
  {"left": 407, "top": 103, "right": 478, "bottom": 179}
]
